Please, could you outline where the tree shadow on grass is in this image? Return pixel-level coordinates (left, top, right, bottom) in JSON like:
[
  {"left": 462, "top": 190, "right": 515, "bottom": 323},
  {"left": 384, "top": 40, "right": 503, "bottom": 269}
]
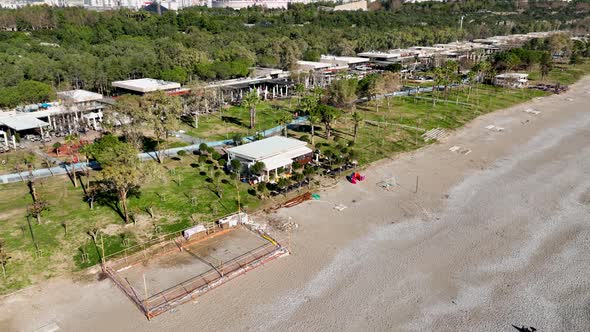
[
  {"left": 92, "top": 181, "right": 141, "bottom": 223},
  {"left": 221, "top": 116, "right": 244, "bottom": 127},
  {"left": 290, "top": 124, "right": 314, "bottom": 133},
  {"left": 142, "top": 137, "right": 159, "bottom": 152}
]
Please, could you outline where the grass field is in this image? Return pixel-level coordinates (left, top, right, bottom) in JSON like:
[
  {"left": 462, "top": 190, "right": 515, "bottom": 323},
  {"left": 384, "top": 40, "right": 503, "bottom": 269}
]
[
  {"left": 304, "top": 84, "right": 548, "bottom": 165},
  {"left": 528, "top": 59, "right": 590, "bottom": 86},
  {"left": 0, "top": 149, "right": 46, "bottom": 175},
  {"left": 179, "top": 99, "right": 295, "bottom": 141},
  {"left": 0, "top": 155, "right": 260, "bottom": 294}
]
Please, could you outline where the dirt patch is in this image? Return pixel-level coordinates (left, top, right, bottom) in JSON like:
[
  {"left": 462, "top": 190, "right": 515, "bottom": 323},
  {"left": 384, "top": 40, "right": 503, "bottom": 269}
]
[{"left": 0, "top": 208, "right": 27, "bottom": 222}]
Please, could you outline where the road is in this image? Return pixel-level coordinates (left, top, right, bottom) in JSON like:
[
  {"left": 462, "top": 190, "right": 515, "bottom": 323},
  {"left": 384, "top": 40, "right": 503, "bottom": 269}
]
[{"left": 1, "top": 77, "right": 589, "bottom": 331}]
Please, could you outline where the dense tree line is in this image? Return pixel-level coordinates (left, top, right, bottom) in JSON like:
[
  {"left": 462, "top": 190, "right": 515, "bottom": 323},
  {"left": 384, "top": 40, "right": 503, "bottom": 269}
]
[{"left": 0, "top": 1, "right": 588, "bottom": 107}]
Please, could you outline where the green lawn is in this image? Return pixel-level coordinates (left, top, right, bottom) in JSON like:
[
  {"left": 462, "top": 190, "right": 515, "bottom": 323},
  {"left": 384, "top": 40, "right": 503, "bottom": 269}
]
[
  {"left": 179, "top": 99, "right": 295, "bottom": 141},
  {"left": 0, "top": 155, "right": 260, "bottom": 294},
  {"left": 528, "top": 59, "right": 590, "bottom": 86},
  {"left": 304, "top": 84, "right": 548, "bottom": 165},
  {"left": 0, "top": 149, "right": 47, "bottom": 175}
]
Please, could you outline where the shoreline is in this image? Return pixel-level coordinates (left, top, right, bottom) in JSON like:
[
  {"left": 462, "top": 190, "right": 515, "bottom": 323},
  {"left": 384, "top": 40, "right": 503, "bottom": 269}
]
[{"left": 1, "top": 75, "right": 590, "bottom": 331}]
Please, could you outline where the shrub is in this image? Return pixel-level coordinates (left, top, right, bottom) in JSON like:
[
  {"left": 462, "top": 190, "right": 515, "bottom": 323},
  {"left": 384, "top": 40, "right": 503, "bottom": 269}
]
[
  {"left": 230, "top": 159, "right": 242, "bottom": 174},
  {"left": 232, "top": 133, "right": 243, "bottom": 146},
  {"left": 199, "top": 143, "right": 208, "bottom": 155},
  {"left": 250, "top": 161, "right": 265, "bottom": 175},
  {"left": 299, "top": 135, "right": 309, "bottom": 142},
  {"left": 212, "top": 151, "right": 221, "bottom": 160},
  {"left": 177, "top": 150, "right": 187, "bottom": 157}
]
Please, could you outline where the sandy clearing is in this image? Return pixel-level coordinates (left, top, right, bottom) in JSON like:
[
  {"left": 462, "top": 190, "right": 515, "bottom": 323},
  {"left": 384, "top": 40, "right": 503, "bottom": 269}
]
[{"left": 1, "top": 77, "right": 590, "bottom": 332}]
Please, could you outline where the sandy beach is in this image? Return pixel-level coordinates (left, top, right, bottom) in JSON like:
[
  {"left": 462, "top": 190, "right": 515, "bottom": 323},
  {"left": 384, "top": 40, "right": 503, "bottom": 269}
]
[{"left": 1, "top": 76, "right": 590, "bottom": 332}]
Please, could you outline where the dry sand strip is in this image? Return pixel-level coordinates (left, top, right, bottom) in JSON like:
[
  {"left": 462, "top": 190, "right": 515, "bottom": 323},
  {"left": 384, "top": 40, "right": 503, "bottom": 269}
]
[{"left": 1, "top": 76, "right": 590, "bottom": 332}]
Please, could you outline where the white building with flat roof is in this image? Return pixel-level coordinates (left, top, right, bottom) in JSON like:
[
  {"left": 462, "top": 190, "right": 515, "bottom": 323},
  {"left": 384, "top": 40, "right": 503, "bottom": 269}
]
[
  {"left": 57, "top": 89, "right": 103, "bottom": 104},
  {"left": 111, "top": 78, "right": 182, "bottom": 94},
  {"left": 296, "top": 60, "right": 335, "bottom": 71},
  {"left": 227, "top": 136, "right": 313, "bottom": 181},
  {"left": 495, "top": 73, "right": 529, "bottom": 88},
  {"left": 320, "top": 55, "right": 370, "bottom": 67}
]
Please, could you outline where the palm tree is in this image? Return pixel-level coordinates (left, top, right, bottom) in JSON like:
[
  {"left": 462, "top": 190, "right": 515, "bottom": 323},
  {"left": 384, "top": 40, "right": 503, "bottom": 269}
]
[
  {"left": 241, "top": 90, "right": 260, "bottom": 129},
  {"left": 318, "top": 104, "right": 341, "bottom": 140},
  {"left": 351, "top": 111, "right": 362, "bottom": 144},
  {"left": 432, "top": 67, "right": 444, "bottom": 107},
  {"left": 308, "top": 108, "right": 320, "bottom": 146},
  {"left": 294, "top": 83, "right": 305, "bottom": 108},
  {"left": 278, "top": 113, "right": 292, "bottom": 137},
  {"left": 466, "top": 70, "right": 477, "bottom": 103},
  {"left": 471, "top": 61, "right": 491, "bottom": 100},
  {"left": 442, "top": 61, "right": 459, "bottom": 100}
]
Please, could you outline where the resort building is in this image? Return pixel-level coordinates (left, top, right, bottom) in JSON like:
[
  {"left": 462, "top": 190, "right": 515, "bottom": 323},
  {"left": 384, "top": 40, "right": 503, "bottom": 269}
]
[
  {"left": 226, "top": 136, "right": 313, "bottom": 181},
  {"left": 494, "top": 73, "right": 529, "bottom": 88},
  {"left": 111, "top": 78, "right": 188, "bottom": 96}
]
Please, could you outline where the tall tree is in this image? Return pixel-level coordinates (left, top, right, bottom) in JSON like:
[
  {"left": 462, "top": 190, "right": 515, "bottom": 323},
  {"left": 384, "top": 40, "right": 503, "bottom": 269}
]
[
  {"left": 308, "top": 108, "right": 321, "bottom": 146},
  {"left": 351, "top": 111, "right": 363, "bottom": 144},
  {"left": 278, "top": 113, "right": 292, "bottom": 137},
  {"left": 358, "top": 74, "right": 381, "bottom": 101},
  {"left": 107, "top": 95, "right": 144, "bottom": 150},
  {"left": 85, "top": 135, "right": 142, "bottom": 224},
  {"left": 539, "top": 52, "right": 553, "bottom": 80},
  {"left": 185, "top": 83, "right": 216, "bottom": 129},
  {"left": 327, "top": 78, "right": 358, "bottom": 108},
  {"left": 300, "top": 90, "right": 322, "bottom": 145},
  {"left": 141, "top": 91, "right": 183, "bottom": 163},
  {"left": 547, "top": 33, "right": 573, "bottom": 58},
  {"left": 378, "top": 71, "right": 401, "bottom": 109},
  {"left": 241, "top": 90, "right": 260, "bottom": 129},
  {"left": 317, "top": 104, "right": 341, "bottom": 140}
]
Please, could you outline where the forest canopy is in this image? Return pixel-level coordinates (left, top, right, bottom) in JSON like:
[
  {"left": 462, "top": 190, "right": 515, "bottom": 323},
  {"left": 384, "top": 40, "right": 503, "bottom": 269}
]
[{"left": 0, "top": 0, "right": 588, "bottom": 107}]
